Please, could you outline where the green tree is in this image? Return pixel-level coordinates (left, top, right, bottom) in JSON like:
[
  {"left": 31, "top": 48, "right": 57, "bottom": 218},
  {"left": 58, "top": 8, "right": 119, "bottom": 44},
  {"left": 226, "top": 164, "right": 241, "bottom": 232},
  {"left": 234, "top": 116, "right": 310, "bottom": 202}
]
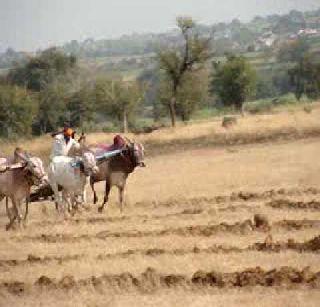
[
  {"left": 95, "top": 78, "right": 144, "bottom": 132},
  {"left": 273, "top": 12, "right": 306, "bottom": 35},
  {"left": 34, "top": 81, "right": 69, "bottom": 134},
  {"left": 138, "top": 68, "right": 166, "bottom": 122},
  {"left": 67, "top": 83, "right": 95, "bottom": 128},
  {"left": 8, "top": 48, "right": 77, "bottom": 92},
  {"left": 277, "top": 38, "right": 310, "bottom": 63},
  {"left": 256, "top": 74, "right": 278, "bottom": 99},
  {"left": 289, "top": 54, "right": 320, "bottom": 100},
  {"left": 158, "top": 16, "right": 211, "bottom": 126},
  {"left": 7, "top": 48, "right": 79, "bottom": 135},
  {"left": 159, "top": 70, "right": 209, "bottom": 122},
  {"left": 0, "top": 85, "right": 37, "bottom": 138},
  {"left": 210, "top": 55, "right": 257, "bottom": 112}
]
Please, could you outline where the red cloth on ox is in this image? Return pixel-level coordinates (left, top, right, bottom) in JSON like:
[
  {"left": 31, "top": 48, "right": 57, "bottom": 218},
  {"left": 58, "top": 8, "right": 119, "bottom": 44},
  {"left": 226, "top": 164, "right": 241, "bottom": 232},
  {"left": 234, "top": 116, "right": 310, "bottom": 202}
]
[
  {"left": 110, "top": 135, "right": 126, "bottom": 150},
  {"left": 95, "top": 135, "right": 126, "bottom": 156}
]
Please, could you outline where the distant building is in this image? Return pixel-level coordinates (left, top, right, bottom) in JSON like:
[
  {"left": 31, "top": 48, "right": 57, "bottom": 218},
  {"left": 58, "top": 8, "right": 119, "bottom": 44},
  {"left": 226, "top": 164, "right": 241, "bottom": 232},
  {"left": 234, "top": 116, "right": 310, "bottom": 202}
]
[
  {"left": 298, "top": 28, "right": 319, "bottom": 37},
  {"left": 254, "top": 31, "right": 278, "bottom": 50}
]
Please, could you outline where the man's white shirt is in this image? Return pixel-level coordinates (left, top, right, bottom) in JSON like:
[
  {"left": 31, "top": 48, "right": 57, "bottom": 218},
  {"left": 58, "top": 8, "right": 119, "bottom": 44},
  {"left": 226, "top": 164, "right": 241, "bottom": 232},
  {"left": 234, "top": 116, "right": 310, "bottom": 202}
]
[{"left": 51, "top": 134, "right": 80, "bottom": 158}]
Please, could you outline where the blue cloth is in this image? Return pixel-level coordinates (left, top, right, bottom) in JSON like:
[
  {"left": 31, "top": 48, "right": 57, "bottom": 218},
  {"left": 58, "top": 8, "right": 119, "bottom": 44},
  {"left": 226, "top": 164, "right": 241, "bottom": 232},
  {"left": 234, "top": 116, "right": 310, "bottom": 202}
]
[
  {"left": 71, "top": 161, "right": 81, "bottom": 168},
  {"left": 70, "top": 149, "right": 122, "bottom": 168},
  {"left": 96, "top": 149, "right": 122, "bottom": 161}
]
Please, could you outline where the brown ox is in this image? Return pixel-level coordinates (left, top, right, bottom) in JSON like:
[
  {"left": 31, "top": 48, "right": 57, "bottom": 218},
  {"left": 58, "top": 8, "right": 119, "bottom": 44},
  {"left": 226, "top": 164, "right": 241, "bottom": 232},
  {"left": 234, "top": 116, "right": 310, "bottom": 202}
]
[
  {"left": 0, "top": 148, "right": 47, "bottom": 230},
  {"left": 90, "top": 139, "right": 145, "bottom": 213}
]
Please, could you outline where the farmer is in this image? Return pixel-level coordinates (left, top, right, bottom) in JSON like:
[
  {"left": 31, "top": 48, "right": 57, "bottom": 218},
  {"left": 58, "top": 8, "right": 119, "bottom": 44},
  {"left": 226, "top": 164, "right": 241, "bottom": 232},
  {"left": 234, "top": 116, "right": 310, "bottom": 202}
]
[{"left": 51, "top": 125, "right": 80, "bottom": 159}]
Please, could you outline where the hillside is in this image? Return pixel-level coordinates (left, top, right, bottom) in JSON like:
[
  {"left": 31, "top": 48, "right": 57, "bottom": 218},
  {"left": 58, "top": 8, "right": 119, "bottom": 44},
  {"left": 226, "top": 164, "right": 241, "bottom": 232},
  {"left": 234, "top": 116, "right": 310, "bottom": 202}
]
[{"left": 1, "top": 8, "right": 320, "bottom": 78}]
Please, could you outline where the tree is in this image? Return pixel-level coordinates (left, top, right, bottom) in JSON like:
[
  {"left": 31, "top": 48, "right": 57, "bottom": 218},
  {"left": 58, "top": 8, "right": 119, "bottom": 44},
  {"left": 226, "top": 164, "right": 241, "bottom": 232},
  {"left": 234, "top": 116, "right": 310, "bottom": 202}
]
[
  {"left": 210, "top": 55, "right": 257, "bottom": 112},
  {"left": 278, "top": 38, "right": 310, "bottom": 63},
  {"left": 158, "top": 16, "right": 211, "bottom": 126},
  {"left": 8, "top": 47, "right": 77, "bottom": 92},
  {"left": 273, "top": 13, "right": 306, "bottom": 35},
  {"left": 7, "top": 48, "right": 80, "bottom": 135},
  {"left": 289, "top": 53, "right": 320, "bottom": 100},
  {"left": 67, "top": 83, "right": 95, "bottom": 128},
  {"left": 0, "top": 85, "right": 37, "bottom": 138},
  {"left": 159, "top": 69, "right": 209, "bottom": 122},
  {"left": 34, "top": 81, "right": 69, "bottom": 134},
  {"left": 95, "top": 78, "right": 144, "bottom": 132},
  {"left": 138, "top": 68, "right": 166, "bottom": 121},
  {"left": 256, "top": 73, "right": 278, "bottom": 99}
]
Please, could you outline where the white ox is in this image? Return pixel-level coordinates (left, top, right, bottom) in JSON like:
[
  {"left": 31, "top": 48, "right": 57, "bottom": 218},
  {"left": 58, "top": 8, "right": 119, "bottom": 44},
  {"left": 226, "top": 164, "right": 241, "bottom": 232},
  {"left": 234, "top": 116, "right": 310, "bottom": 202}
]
[{"left": 48, "top": 151, "right": 99, "bottom": 214}]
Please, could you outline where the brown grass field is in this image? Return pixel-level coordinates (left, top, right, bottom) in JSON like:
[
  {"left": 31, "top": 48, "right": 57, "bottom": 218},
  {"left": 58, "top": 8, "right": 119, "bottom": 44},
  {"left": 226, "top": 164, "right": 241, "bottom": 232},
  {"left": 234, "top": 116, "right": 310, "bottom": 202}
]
[{"left": 1, "top": 104, "right": 320, "bottom": 306}]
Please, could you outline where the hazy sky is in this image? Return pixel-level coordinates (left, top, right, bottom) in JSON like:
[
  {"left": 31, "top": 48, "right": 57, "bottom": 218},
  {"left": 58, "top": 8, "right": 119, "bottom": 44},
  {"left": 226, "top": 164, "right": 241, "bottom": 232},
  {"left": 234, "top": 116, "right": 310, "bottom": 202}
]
[{"left": 0, "top": 0, "right": 319, "bottom": 51}]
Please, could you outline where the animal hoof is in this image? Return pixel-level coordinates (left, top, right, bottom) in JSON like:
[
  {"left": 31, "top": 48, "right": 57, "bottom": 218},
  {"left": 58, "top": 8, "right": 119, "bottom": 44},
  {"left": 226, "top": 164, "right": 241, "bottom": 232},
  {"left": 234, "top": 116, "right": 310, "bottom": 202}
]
[{"left": 98, "top": 207, "right": 103, "bottom": 213}]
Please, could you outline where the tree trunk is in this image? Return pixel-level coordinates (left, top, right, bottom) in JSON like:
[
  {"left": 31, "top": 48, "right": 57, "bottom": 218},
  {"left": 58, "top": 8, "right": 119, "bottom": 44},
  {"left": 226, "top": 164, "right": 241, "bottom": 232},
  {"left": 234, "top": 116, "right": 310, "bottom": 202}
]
[
  {"left": 169, "top": 96, "right": 177, "bottom": 127},
  {"left": 240, "top": 103, "right": 245, "bottom": 117},
  {"left": 122, "top": 109, "right": 128, "bottom": 133},
  {"left": 235, "top": 101, "right": 244, "bottom": 116}
]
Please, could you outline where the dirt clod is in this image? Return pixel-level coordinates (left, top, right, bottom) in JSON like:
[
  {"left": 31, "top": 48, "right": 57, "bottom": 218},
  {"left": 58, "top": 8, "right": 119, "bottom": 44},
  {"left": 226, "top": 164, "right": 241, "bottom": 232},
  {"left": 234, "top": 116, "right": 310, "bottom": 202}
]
[
  {"left": 254, "top": 214, "right": 270, "bottom": 230},
  {"left": 222, "top": 116, "right": 237, "bottom": 128}
]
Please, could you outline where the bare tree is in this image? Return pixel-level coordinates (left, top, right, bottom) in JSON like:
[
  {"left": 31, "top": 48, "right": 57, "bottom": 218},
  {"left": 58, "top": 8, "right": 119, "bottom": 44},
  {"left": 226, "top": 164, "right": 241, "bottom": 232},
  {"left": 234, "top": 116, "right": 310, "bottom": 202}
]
[{"left": 158, "top": 17, "right": 212, "bottom": 127}]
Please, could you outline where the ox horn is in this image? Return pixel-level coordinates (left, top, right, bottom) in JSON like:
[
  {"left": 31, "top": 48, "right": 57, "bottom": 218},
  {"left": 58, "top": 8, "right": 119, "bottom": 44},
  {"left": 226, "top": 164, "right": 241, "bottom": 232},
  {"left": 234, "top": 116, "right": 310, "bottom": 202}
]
[
  {"left": 15, "top": 149, "right": 34, "bottom": 166},
  {"left": 124, "top": 136, "right": 133, "bottom": 145},
  {"left": 15, "top": 148, "right": 28, "bottom": 161}
]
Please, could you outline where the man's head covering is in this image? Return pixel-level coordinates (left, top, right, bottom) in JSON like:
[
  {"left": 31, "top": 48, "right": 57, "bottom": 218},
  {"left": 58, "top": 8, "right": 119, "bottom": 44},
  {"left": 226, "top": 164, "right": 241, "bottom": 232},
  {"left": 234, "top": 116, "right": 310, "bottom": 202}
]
[{"left": 63, "top": 127, "right": 74, "bottom": 137}]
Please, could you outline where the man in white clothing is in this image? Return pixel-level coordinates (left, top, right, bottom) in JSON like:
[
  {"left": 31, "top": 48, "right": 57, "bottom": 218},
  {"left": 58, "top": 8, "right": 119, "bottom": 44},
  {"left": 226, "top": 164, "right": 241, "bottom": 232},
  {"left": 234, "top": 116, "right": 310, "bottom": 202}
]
[
  {"left": 51, "top": 126, "right": 80, "bottom": 159},
  {"left": 50, "top": 126, "right": 86, "bottom": 209}
]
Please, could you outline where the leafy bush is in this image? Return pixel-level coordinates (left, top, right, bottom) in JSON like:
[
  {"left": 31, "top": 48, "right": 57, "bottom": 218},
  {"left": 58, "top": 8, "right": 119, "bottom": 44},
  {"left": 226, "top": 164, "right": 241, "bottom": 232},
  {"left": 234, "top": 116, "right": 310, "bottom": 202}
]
[
  {"left": 244, "top": 92, "right": 310, "bottom": 114},
  {"left": 245, "top": 99, "right": 273, "bottom": 114},
  {"left": 210, "top": 55, "right": 257, "bottom": 111},
  {"left": 101, "top": 122, "right": 119, "bottom": 133},
  {"left": 274, "top": 93, "right": 298, "bottom": 105},
  {"left": 0, "top": 85, "right": 37, "bottom": 138}
]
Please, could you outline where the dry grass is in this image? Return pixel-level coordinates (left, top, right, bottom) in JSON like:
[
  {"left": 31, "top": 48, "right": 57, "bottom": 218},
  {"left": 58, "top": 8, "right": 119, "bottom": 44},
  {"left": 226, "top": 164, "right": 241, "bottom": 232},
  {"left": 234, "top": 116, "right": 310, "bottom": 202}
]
[
  {"left": 1, "top": 102, "right": 320, "bottom": 161},
  {"left": 1, "top": 104, "right": 320, "bottom": 306}
]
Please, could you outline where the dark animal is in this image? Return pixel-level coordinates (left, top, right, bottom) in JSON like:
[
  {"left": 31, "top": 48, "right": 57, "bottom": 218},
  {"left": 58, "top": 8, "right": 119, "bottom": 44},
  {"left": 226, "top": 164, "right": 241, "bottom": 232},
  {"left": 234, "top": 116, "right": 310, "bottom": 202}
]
[{"left": 90, "top": 138, "right": 145, "bottom": 213}]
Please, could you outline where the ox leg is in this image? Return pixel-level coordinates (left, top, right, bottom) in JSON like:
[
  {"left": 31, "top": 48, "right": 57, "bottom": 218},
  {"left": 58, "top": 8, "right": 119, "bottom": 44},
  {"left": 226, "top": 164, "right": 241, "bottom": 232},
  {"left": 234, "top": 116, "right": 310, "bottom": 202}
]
[
  {"left": 52, "top": 184, "right": 65, "bottom": 215},
  {"left": 90, "top": 178, "right": 98, "bottom": 205},
  {"left": 5, "top": 197, "right": 14, "bottom": 221},
  {"left": 24, "top": 197, "right": 29, "bottom": 221},
  {"left": 72, "top": 193, "right": 81, "bottom": 212},
  {"left": 6, "top": 199, "right": 19, "bottom": 231},
  {"left": 62, "top": 190, "right": 72, "bottom": 213},
  {"left": 118, "top": 185, "right": 125, "bottom": 213},
  {"left": 98, "top": 181, "right": 111, "bottom": 213},
  {"left": 6, "top": 213, "right": 17, "bottom": 231},
  {"left": 83, "top": 189, "right": 87, "bottom": 204},
  {"left": 15, "top": 200, "right": 24, "bottom": 227},
  {"left": 70, "top": 194, "right": 78, "bottom": 216}
]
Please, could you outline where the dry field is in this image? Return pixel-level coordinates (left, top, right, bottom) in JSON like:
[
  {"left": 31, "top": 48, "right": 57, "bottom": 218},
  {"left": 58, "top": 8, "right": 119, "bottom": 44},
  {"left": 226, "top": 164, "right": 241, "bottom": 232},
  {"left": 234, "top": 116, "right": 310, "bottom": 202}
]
[{"left": 1, "top": 104, "right": 320, "bottom": 306}]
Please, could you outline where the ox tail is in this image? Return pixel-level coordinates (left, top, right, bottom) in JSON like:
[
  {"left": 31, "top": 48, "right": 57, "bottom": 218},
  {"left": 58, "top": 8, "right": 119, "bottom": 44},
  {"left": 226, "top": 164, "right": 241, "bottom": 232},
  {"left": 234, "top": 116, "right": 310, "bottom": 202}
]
[{"left": 5, "top": 197, "right": 9, "bottom": 217}]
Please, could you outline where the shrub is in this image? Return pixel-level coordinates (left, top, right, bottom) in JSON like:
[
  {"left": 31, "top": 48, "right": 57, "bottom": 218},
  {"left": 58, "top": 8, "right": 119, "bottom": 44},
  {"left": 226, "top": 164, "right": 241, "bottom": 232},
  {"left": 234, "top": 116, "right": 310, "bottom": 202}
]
[
  {"left": 0, "top": 85, "right": 37, "bottom": 138},
  {"left": 274, "top": 93, "right": 298, "bottom": 105},
  {"left": 245, "top": 99, "right": 273, "bottom": 114}
]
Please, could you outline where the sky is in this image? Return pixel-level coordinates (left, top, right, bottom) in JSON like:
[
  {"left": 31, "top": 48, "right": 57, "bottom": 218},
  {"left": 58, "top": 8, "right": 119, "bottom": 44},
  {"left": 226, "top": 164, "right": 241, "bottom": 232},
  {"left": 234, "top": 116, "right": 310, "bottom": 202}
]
[{"left": 0, "top": 0, "right": 319, "bottom": 52}]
